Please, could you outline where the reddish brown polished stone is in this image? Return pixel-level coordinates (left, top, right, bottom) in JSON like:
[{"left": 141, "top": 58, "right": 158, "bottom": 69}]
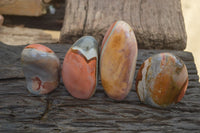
[
  {"left": 62, "top": 36, "right": 98, "bottom": 99},
  {"left": 100, "top": 21, "right": 138, "bottom": 100},
  {"left": 21, "top": 44, "right": 60, "bottom": 95},
  {"left": 136, "top": 53, "right": 188, "bottom": 108}
]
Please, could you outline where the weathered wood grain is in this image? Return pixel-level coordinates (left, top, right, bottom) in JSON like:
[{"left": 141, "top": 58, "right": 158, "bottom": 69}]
[
  {"left": 0, "top": 43, "right": 199, "bottom": 132},
  {"left": 0, "top": 0, "right": 50, "bottom": 16},
  {"left": 0, "top": 26, "right": 58, "bottom": 46},
  {"left": 60, "top": 0, "right": 187, "bottom": 50}
]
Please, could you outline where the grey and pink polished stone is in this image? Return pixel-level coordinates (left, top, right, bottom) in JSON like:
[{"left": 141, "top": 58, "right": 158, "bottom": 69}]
[{"left": 21, "top": 44, "right": 60, "bottom": 95}]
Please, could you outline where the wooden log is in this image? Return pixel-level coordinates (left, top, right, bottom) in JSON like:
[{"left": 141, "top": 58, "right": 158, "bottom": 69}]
[
  {"left": 60, "top": 0, "right": 187, "bottom": 50},
  {"left": 0, "top": 0, "right": 50, "bottom": 16},
  {"left": 0, "top": 42, "right": 199, "bottom": 132},
  {"left": 0, "top": 26, "right": 58, "bottom": 45}
]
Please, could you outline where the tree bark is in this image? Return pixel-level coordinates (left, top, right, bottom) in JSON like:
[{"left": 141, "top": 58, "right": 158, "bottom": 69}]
[{"left": 60, "top": 0, "right": 187, "bottom": 50}]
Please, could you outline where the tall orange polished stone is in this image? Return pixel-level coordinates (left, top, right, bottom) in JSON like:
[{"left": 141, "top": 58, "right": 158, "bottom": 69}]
[
  {"left": 62, "top": 36, "right": 98, "bottom": 99},
  {"left": 100, "top": 21, "right": 138, "bottom": 100},
  {"left": 21, "top": 44, "right": 60, "bottom": 95}
]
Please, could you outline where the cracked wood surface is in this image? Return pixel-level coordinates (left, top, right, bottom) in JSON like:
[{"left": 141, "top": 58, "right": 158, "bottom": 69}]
[
  {"left": 60, "top": 0, "right": 187, "bottom": 50},
  {"left": 0, "top": 43, "right": 199, "bottom": 132}
]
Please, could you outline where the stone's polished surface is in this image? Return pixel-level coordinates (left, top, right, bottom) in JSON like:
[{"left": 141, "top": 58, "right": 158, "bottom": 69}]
[
  {"left": 62, "top": 36, "right": 98, "bottom": 99},
  {"left": 136, "top": 53, "right": 188, "bottom": 108},
  {"left": 0, "top": 15, "right": 4, "bottom": 26},
  {"left": 21, "top": 44, "right": 60, "bottom": 95},
  {"left": 100, "top": 21, "right": 138, "bottom": 100},
  {"left": 25, "top": 44, "right": 53, "bottom": 53}
]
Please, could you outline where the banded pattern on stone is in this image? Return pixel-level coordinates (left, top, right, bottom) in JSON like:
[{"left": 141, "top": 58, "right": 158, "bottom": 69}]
[
  {"left": 100, "top": 21, "right": 138, "bottom": 100},
  {"left": 136, "top": 53, "right": 188, "bottom": 108}
]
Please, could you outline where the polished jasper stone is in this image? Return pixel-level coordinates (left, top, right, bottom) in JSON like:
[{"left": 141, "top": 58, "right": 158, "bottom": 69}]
[
  {"left": 21, "top": 44, "right": 60, "bottom": 95},
  {"left": 136, "top": 53, "right": 188, "bottom": 108},
  {"left": 100, "top": 20, "right": 138, "bottom": 100},
  {"left": 62, "top": 36, "right": 98, "bottom": 99}
]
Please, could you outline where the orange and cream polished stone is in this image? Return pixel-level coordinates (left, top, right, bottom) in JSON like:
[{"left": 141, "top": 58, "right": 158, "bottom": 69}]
[
  {"left": 21, "top": 44, "right": 60, "bottom": 95},
  {"left": 136, "top": 53, "right": 188, "bottom": 108},
  {"left": 62, "top": 36, "right": 98, "bottom": 99},
  {"left": 100, "top": 21, "right": 138, "bottom": 100}
]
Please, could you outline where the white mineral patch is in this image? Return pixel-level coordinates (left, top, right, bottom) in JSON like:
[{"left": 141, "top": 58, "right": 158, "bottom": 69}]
[
  {"left": 72, "top": 36, "right": 98, "bottom": 61},
  {"left": 137, "top": 60, "right": 149, "bottom": 102},
  {"left": 72, "top": 46, "right": 98, "bottom": 60}
]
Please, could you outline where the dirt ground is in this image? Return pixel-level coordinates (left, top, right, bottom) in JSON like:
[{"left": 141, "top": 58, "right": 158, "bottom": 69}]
[{"left": 181, "top": 0, "right": 200, "bottom": 80}]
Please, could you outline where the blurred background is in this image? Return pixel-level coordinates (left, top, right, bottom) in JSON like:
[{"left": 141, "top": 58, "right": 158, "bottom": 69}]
[{"left": 181, "top": 0, "right": 200, "bottom": 80}]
